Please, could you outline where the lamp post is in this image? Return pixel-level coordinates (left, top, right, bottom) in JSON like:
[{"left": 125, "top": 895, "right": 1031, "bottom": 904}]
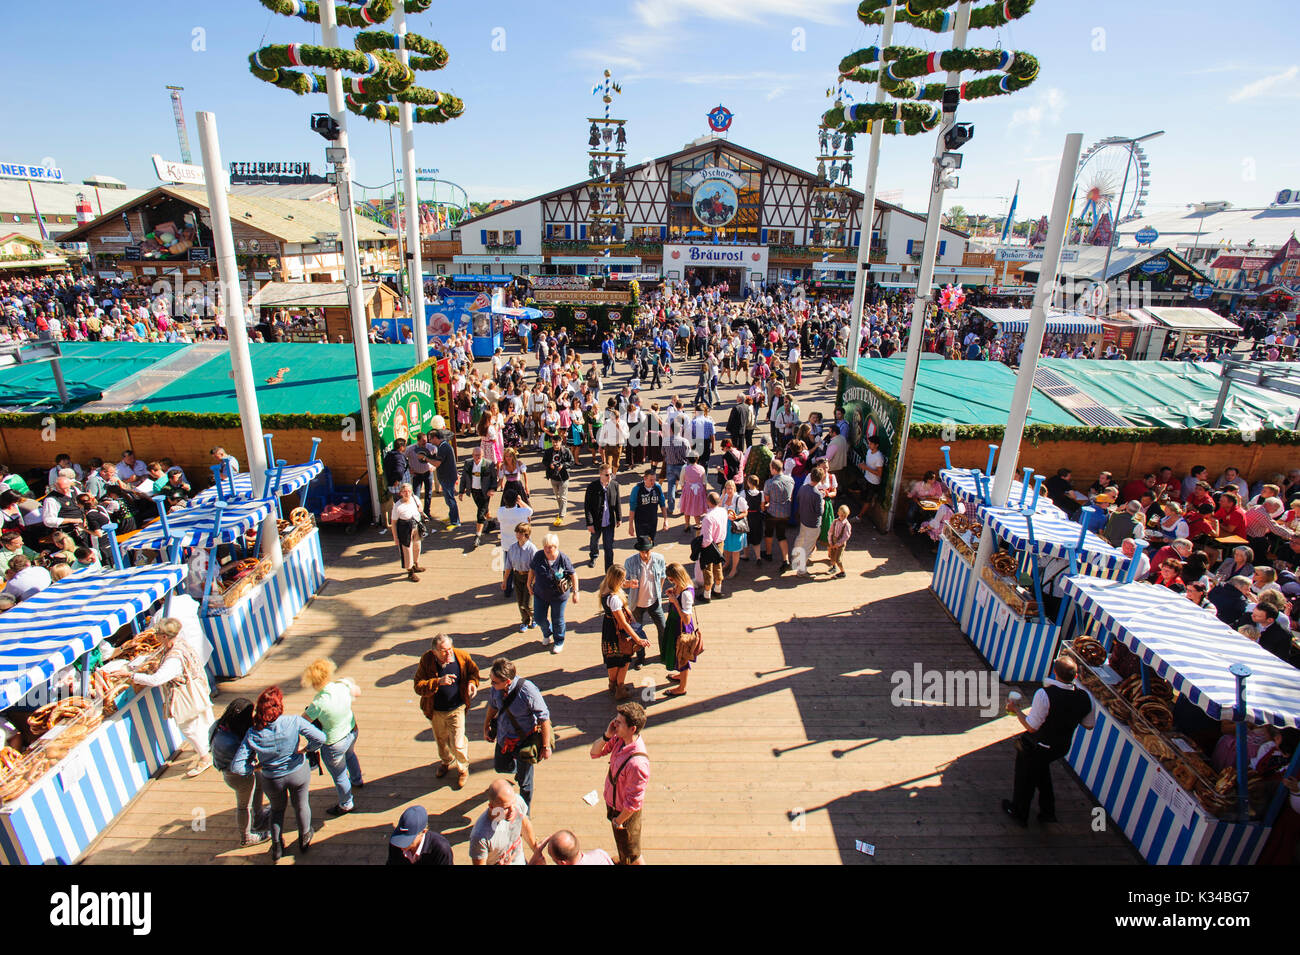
[{"left": 1099, "top": 130, "right": 1163, "bottom": 309}]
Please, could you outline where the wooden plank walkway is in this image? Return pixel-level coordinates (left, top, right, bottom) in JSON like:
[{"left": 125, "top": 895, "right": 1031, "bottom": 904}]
[{"left": 81, "top": 353, "right": 1138, "bottom": 865}]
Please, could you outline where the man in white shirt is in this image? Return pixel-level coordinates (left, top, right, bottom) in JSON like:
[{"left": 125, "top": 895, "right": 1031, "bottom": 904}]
[
  {"left": 854, "top": 434, "right": 884, "bottom": 523},
  {"left": 118, "top": 449, "right": 149, "bottom": 481},
  {"left": 4, "top": 555, "right": 51, "bottom": 601},
  {"left": 1003, "top": 656, "right": 1096, "bottom": 826}
]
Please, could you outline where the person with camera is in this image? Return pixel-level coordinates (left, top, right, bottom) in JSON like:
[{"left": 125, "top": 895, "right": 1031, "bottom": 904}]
[
  {"left": 389, "top": 483, "right": 425, "bottom": 582},
  {"left": 482, "top": 658, "right": 551, "bottom": 811},
  {"left": 528, "top": 532, "right": 578, "bottom": 654},
  {"left": 542, "top": 429, "right": 577, "bottom": 527},
  {"left": 414, "top": 634, "right": 480, "bottom": 789},
  {"left": 590, "top": 702, "right": 650, "bottom": 865}
]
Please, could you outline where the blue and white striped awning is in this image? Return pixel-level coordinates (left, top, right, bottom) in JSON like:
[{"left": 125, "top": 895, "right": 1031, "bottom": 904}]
[
  {"left": 1061, "top": 575, "right": 1300, "bottom": 729},
  {"left": 973, "top": 307, "right": 1103, "bottom": 335},
  {"left": 984, "top": 507, "right": 1128, "bottom": 574},
  {"left": 0, "top": 564, "right": 185, "bottom": 710},
  {"left": 940, "top": 468, "right": 1067, "bottom": 519},
  {"left": 191, "top": 461, "right": 324, "bottom": 504},
  {"left": 122, "top": 498, "right": 275, "bottom": 551}
]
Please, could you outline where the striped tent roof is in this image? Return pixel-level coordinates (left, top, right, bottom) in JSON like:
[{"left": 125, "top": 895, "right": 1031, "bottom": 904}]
[
  {"left": 984, "top": 507, "right": 1128, "bottom": 573},
  {"left": 191, "top": 461, "right": 323, "bottom": 505},
  {"left": 939, "top": 468, "right": 1067, "bottom": 519},
  {"left": 972, "top": 307, "right": 1103, "bottom": 335},
  {"left": 1061, "top": 575, "right": 1300, "bottom": 729},
  {"left": 122, "top": 498, "right": 275, "bottom": 551},
  {"left": 0, "top": 564, "right": 185, "bottom": 709}
]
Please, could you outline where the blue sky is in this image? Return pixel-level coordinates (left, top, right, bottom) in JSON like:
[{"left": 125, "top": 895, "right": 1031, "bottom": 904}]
[{"left": 4, "top": 0, "right": 1299, "bottom": 222}]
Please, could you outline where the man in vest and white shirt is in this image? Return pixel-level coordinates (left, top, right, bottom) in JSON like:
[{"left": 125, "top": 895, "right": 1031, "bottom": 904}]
[{"left": 1003, "top": 655, "right": 1095, "bottom": 826}]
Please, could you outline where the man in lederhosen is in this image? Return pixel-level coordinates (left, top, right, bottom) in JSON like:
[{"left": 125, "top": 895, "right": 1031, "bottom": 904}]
[{"left": 1003, "top": 655, "right": 1096, "bottom": 826}]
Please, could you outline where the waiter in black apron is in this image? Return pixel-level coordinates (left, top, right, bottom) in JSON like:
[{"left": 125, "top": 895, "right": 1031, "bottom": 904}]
[
  {"left": 627, "top": 469, "right": 666, "bottom": 547},
  {"left": 1003, "top": 655, "right": 1095, "bottom": 826}
]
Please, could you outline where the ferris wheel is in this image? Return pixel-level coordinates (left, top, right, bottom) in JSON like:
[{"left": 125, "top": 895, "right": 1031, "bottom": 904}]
[{"left": 1075, "top": 136, "right": 1152, "bottom": 227}]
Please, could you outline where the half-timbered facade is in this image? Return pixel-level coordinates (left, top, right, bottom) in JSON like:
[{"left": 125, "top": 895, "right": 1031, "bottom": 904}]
[{"left": 443, "top": 138, "right": 969, "bottom": 294}]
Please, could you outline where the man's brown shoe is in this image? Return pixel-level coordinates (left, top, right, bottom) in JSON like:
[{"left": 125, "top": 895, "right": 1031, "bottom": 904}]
[
  {"left": 434, "top": 762, "right": 450, "bottom": 778},
  {"left": 455, "top": 770, "right": 469, "bottom": 789}
]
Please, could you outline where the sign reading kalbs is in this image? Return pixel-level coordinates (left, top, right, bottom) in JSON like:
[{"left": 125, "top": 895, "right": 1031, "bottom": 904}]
[{"left": 684, "top": 166, "right": 745, "bottom": 228}]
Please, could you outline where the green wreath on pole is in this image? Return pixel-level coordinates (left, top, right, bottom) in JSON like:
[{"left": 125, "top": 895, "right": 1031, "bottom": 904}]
[
  {"left": 826, "top": 0, "right": 1038, "bottom": 136},
  {"left": 248, "top": 0, "right": 463, "bottom": 125}
]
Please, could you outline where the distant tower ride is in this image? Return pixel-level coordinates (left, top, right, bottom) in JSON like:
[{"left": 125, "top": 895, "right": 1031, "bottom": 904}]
[{"left": 166, "top": 85, "right": 193, "bottom": 163}]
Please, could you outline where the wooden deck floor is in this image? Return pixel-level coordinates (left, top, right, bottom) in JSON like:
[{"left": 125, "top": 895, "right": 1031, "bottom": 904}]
[{"left": 81, "top": 355, "right": 1138, "bottom": 865}]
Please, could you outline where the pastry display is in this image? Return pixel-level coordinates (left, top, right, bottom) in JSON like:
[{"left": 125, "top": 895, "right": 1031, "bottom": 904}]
[{"left": 1073, "top": 638, "right": 1107, "bottom": 666}]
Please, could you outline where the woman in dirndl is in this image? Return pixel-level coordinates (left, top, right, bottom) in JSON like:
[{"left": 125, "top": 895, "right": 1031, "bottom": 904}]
[
  {"left": 662, "top": 562, "right": 700, "bottom": 697},
  {"left": 599, "top": 566, "right": 649, "bottom": 700},
  {"left": 390, "top": 483, "right": 424, "bottom": 582},
  {"left": 815, "top": 466, "right": 838, "bottom": 545},
  {"left": 720, "top": 479, "right": 748, "bottom": 579},
  {"left": 678, "top": 453, "right": 708, "bottom": 532}
]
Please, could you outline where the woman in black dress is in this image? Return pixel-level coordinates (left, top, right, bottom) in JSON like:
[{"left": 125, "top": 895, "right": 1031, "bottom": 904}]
[{"left": 599, "top": 565, "right": 649, "bottom": 701}]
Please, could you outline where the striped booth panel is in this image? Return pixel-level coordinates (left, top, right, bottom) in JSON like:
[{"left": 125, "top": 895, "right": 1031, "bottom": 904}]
[
  {"left": 967, "top": 579, "right": 1059, "bottom": 683},
  {"left": 1066, "top": 705, "right": 1271, "bottom": 865},
  {"left": 930, "top": 536, "right": 972, "bottom": 622},
  {"left": 0, "top": 685, "right": 181, "bottom": 865},
  {"left": 202, "top": 529, "right": 325, "bottom": 679}
]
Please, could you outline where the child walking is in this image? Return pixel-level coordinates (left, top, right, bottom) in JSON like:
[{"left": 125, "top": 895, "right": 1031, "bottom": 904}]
[{"left": 826, "top": 505, "right": 852, "bottom": 579}]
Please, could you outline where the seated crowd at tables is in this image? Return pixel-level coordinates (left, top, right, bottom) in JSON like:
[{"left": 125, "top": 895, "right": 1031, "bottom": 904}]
[
  {"left": 0, "top": 446, "right": 240, "bottom": 604},
  {"left": 910, "top": 461, "right": 1300, "bottom": 669}
]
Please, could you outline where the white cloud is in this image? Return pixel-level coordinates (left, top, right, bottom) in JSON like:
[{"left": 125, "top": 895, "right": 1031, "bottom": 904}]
[
  {"left": 1008, "top": 87, "right": 1066, "bottom": 132},
  {"left": 633, "top": 0, "right": 847, "bottom": 29},
  {"left": 765, "top": 87, "right": 785, "bottom": 102},
  {"left": 1229, "top": 66, "right": 1300, "bottom": 102}
]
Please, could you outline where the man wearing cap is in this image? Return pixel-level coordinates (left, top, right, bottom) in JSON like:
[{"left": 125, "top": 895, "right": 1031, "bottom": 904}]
[
  {"left": 623, "top": 536, "right": 666, "bottom": 671},
  {"left": 387, "top": 806, "right": 454, "bottom": 865},
  {"left": 1102, "top": 499, "right": 1146, "bottom": 548},
  {"left": 469, "top": 777, "right": 539, "bottom": 866}
]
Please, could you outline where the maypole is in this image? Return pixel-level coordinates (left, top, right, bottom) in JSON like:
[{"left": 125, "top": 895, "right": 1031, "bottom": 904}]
[
  {"left": 587, "top": 70, "right": 628, "bottom": 273},
  {"left": 824, "top": 0, "right": 1042, "bottom": 529}
]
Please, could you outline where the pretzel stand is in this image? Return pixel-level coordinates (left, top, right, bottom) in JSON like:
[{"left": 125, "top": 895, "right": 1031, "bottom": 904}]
[
  {"left": 121, "top": 436, "right": 326, "bottom": 679},
  {"left": 0, "top": 564, "right": 185, "bottom": 864},
  {"left": 1056, "top": 573, "right": 1300, "bottom": 864}
]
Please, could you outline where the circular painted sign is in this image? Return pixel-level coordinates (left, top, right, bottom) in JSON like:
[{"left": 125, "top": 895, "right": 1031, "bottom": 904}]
[
  {"left": 1139, "top": 257, "right": 1169, "bottom": 274},
  {"left": 692, "top": 179, "right": 739, "bottom": 227},
  {"left": 1134, "top": 226, "right": 1159, "bottom": 245},
  {"left": 706, "top": 105, "right": 733, "bottom": 132},
  {"left": 1191, "top": 284, "right": 1214, "bottom": 300}
]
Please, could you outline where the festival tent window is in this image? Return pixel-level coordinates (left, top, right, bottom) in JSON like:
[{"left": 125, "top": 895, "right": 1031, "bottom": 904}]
[
  {"left": 0, "top": 564, "right": 184, "bottom": 709},
  {"left": 972, "top": 307, "right": 1103, "bottom": 336}
]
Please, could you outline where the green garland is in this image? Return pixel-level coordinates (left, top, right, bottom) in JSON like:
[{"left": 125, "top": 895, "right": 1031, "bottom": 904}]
[
  {"left": 0, "top": 410, "right": 355, "bottom": 430},
  {"left": 248, "top": 0, "right": 462, "bottom": 127},
  {"left": 826, "top": 0, "right": 1038, "bottom": 137},
  {"left": 909, "top": 423, "right": 1300, "bottom": 447}
]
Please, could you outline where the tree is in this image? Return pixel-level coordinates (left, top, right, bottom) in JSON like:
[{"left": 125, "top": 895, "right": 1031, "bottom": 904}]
[{"left": 945, "top": 204, "right": 969, "bottom": 231}]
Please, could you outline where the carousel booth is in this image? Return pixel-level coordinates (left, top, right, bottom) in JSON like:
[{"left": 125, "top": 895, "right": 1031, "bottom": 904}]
[
  {"left": 932, "top": 446, "right": 1066, "bottom": 622},
  {"left": 1058, "top": 574, "right": 1300, "bottom": 864},
  {"left": 0, "top": 565, "right": 186, "bottom": 864},
  {"left": 123, "top": 438, "right": 325, "bottom": 680}
]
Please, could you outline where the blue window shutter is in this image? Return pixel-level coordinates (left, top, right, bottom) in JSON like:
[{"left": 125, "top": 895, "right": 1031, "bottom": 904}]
[
  {"left": 660, "top": 226, "right": 667, "bottom": 239},
  {"left": 853, "top": 231, "right": 860, "bottom": 246},
  {"left": 565, "top": 224, "right": 572, "bottom": 239},
  {"left": 515, "top": 230, "right": 521, "bottom": 245},
  {"left": 906, "top": 239, "right": 914, "bottom": 255},
  {"left": 939, "top": 240, "right": 947, "bottom": 255},
  {"left": 580, "top": 224, "right": 587, "bottom": 240},
  {"left": 480, "top": 229, "right": 487, "bottom": 245},
  {"left": 760, "top": 228, "right": 768, "bottom": 244}
]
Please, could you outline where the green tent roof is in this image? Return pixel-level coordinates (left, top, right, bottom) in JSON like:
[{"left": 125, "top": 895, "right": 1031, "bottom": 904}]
[
  {"left": 131, "top": 343, "right": 424, "bottom": 415},
  {"left": 844, "top": 357, "right": 1081, "bottom": 426},
  {"left": 0, "top": 342, "right": 189, "bottom": 410},
  {"left": 1038, "top": 359, "right": 1300, "bottom": 430}
]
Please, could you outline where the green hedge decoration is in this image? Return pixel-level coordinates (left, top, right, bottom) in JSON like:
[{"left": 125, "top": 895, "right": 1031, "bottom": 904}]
[
  {"left": 0, "top": 411, "right": 354, "bottom": 431},
  {"left": 908, "top": 423, "right": 1300, "bottom": 446}
]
